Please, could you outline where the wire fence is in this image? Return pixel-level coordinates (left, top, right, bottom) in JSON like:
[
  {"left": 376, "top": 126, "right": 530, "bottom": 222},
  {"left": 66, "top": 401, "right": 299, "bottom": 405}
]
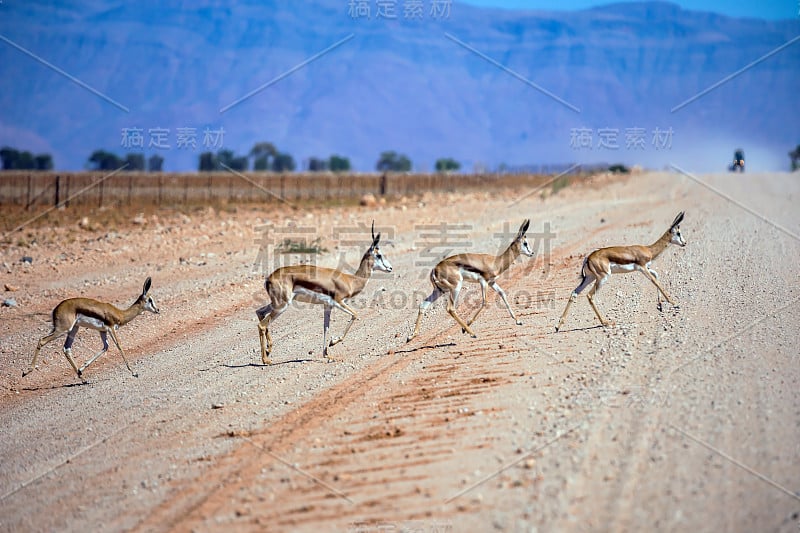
[{"left": 0, "top": 167, "right": 585, "bottom": 208}]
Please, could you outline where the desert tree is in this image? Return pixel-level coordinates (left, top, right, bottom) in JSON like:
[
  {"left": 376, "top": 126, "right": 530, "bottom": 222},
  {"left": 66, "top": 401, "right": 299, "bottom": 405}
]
[
  {"left": 88, "top": 150, "right": 123, "bottom": 171},
  {"left": 124, "top": 153, "right": 145, "bottom": 171},
  {"left": 307, "top": 157, "right": 328, "bottom": 172},
  {"left": 251, "top": 142, "right": 277, "bottom": 171},
  {"left": 147, "top": 154, "right": 164, "bottom": 172},
  {"left": 435, "top": 158, "right": 460, "bottom": 172},
  {"left": 272, "top": 152, "right": 295, "bottom": 172},
  {"left": 329, "top": 154, "right": 351, "bottom": 172},
  {"left": 377, "top": 150, "right": 411, "bottom": 172}
]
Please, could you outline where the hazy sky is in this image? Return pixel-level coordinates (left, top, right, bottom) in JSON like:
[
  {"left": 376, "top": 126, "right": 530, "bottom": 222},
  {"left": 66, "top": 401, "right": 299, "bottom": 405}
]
[{"left": 460, "top": 0, "right": 798, "bottom": 20}]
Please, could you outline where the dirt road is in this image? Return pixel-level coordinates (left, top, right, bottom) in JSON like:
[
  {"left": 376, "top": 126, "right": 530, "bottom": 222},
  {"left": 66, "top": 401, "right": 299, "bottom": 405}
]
[{"left": 1, "top": 171, "right": 798, "bottom": 532}]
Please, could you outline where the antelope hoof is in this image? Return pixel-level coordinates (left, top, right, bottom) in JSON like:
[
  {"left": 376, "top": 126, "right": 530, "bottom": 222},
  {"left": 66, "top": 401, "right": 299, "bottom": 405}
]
[
  {"left": 132, "top": 372, "right": 139, "bottom": 378},
  {"left": 261, "top": 357, "right": 272, "bottom": 365},
  {"left": 406, "top": 336, "right": 415, "bottom": 343},
  {"left": 515, "top": 320, "right": 523, "bottom": 326},
  {"left": 657, "top": 302, "right": 663, "bottom": 312},
  {"left": 22, "top": 368, "right": 32, "bottom": 377}
]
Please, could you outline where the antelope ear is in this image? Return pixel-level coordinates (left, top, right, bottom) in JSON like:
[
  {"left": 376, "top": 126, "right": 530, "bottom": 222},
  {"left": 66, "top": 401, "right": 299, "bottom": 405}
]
[
  {"left": 671, "top": 211, "right": 685, "bottom": 228},
  {"left": 518, "top": 219, "right": 530, "bottom": 237},
  {"left": 143, "top": 277, "right": 152, "bottom": 295},
  {"left": 370, "top": 220, "right": 380, "bottom": 248}
]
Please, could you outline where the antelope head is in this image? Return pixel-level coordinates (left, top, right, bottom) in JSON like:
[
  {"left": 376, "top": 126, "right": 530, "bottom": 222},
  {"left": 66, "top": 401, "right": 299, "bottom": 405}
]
[
  {"left": 516, "top": 219, "right": 534, "bottom": 257},
  {"left": 139, "top": 277, "right": 160, "bottom": 314},
  {"left": 370, "top": 221, "right": 393, "bottom": 273},
  {"left": 669, "top": 212, "right": 687, "bottom": 247}
]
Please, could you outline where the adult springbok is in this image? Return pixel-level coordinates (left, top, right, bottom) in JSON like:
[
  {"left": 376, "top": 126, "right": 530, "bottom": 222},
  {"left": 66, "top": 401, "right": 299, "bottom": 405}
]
[
  {"left": 555, "top": 211, "right": 686, "bottom": 332},
  {"left": 256, "top": 222, "right": 392, "bottom": 364},
  {"left": 407, "top": 219, "right": 534, "bottom": 342},
  {"left": 24, "top": 277, "right": 159, "bottom": 379}
]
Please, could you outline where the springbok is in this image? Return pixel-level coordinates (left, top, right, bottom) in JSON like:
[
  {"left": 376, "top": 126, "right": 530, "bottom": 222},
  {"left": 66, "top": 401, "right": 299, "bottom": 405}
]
[
  {"left": 407, "top": 219, "right": 534, "bottom": 342},
  {"left": 256, "top": 222, "right": 392, "bottom": 364},
  {"left": 24, "top": 277, "right": 159, "bottom": 379},
  {"left": 555, "top": 211, "right": 686, "bottom": 331}
]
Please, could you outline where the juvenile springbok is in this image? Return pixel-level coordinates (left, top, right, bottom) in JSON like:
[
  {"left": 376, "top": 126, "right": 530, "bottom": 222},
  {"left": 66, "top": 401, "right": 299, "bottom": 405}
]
[
  {"left": 555, "top": 211, "right": 686, "bottom": 331},
  {"left": 407, "top": 219, "right": 534, "bottom": 342},
  {"left": 256, "top": 222, "right": 392, "bottom": 364},
  {"left": 23, "top": 277, "right": 159, "bottom": 379}
]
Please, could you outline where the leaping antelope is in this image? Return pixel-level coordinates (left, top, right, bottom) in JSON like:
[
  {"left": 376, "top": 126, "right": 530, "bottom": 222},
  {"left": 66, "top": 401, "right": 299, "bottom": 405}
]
[
  {"left": 256, "top": 222, "right": 393, "bottom": 364},
  {"left": 23, "top": 277, "right": 160, "bottom": 380},
  {"left": 555, "top": 211, "right": 686, "bottom": 332},
  {"left": 407, "top": 219, "right": 534, "bottom": 342}
]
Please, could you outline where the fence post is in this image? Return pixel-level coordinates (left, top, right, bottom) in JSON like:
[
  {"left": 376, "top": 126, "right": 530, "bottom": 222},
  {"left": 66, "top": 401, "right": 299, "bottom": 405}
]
[{"left": 54, "top": 175, "right": 60, "bottom": 207}]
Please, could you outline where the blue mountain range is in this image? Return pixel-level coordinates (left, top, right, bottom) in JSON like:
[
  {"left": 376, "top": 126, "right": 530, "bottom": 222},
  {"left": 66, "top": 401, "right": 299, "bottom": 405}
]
[{"left": 1, "top": 1, "right": 798, "bottom": 172}]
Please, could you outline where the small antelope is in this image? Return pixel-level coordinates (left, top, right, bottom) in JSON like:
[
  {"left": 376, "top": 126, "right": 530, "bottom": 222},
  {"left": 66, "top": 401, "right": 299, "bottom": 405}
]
[
  {"left": 555, "top": 211, "right": 686, "bottom": 332},
  {"left": 407, "top": 219, "right": 534, "bottom": 342},
  {"left": 24, "top": 277, "right": 160, "bottom": 379},
  {"left": 256, "top": 222, "right": 392, "bottom": 364}
]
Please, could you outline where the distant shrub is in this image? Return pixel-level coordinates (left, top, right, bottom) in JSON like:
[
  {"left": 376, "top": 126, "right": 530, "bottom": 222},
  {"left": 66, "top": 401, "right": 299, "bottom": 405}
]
[
  {"left": 608, "top": 164, "right": 630, "bottom": 174},
  {"left": 276, "top": 237, "right": 327, "bottom": 255},
  {"left": 551, "top": 175, "right": 571, "bottom": 194}
]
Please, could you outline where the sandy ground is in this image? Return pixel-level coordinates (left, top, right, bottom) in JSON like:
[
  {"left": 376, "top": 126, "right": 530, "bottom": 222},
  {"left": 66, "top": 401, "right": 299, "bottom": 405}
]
[{"left": 0, "top": 171, "right": 798, "bottom": 532}]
